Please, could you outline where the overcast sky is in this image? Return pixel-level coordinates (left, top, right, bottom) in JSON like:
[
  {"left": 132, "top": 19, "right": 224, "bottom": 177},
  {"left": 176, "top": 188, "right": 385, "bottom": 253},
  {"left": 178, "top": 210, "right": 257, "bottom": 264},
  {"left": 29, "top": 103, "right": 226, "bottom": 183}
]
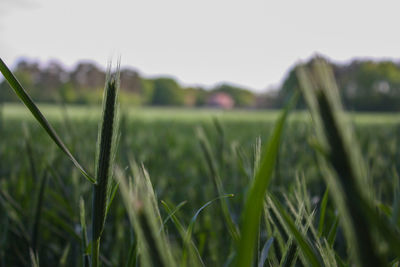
[{"left": 1, "top": 0, "right": 399, "bottom": 91}]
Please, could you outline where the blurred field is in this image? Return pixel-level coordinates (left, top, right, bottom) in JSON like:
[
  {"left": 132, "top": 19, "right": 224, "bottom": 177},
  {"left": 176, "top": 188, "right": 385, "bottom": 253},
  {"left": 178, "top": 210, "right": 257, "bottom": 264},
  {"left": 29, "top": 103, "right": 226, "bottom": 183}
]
[
  {"left": 4, "top": 103, "right": 400, "bottom": 124},
  {"left": 1, "top": 103, "right": 400, "bottom": 266}
]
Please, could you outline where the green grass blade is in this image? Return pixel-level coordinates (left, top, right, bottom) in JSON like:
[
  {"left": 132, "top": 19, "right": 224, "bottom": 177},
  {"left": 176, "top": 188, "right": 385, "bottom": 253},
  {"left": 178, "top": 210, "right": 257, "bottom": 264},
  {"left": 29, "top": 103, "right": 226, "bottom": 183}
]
[
  {"left": 327, "top": 215, "right": 339, "bottom": 247},
  {"left": 196, "top": 126, "right": 240, "bottom": 242},
  {"left": 29, "top": 248, "right": 40, "bottom": 267},
  {"left": 269, "top": 196, "right": 323, "bottom": 267},
  {"left": 234, "top": 93, "right": 297, "bottom": 267},
  {"left": 58, "top": 243, "right": 70, "bottom": 267},
  {"left": 161, "top": 200, "right": 205, "bottom": 267},
  {"left": 160, "top": 200, "right": 187, "bottom": 237},
  {"left": 0, "top": 58, "right": 96, "bottom": 184},
  {"left": 23, "top": 129, "right": 38, "bottom": 181},
  {"left": 116, "top": 164, "right": 177, "bottom": 267},
  {"left": 79, "top": 198, "right": 90, "bottom": 267},
  {"left": 186, "top": 194, "right": 235, "bottom": 244},
  {"left": 105, "top": 181, "right": 119, "bottom": 218},
  {"left": 296, "top": 58, "right": 397, "bottom": 265},
  {"left": 318, "top": 188, "right": 329, "bottom": 237},
  {"left": 31, "top": 171, "right": 48, "bottom": 252},
  {"left": 279, "top": 240, "right": 298, "bottom": 267},
  {"left": 125, "top": 238, "right": 138, "bottom": 267},
  {"left": 159, "top": 200, "right": 187, "bottom": 233},
  {"left": 92, "top": 67, "right": 120, "bottom": 267},
  {"left": 42, "top": 209, "right": 80, "bottom": 241},
  {"left": 258, "top": 237, "right": 274, "bottom": 267}
]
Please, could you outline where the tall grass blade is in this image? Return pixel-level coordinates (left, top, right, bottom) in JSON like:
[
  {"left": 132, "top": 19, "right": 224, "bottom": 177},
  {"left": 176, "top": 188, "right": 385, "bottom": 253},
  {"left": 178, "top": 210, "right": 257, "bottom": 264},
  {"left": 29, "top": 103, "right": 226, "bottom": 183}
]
[
  {"left": 327, "top": 216, "right": 339, "bottom": 247},
  {"left": 29, "top": 248, "right": 40, "bottom": 267},
  {"left": 91, "top": 65, "right": 120, "bottom": 267},
  {"left": 105, "top": 181, "right": 119, "bottom": 218},
  {"left": 58, "top": 243, "right": 70, "bottom": 267},
  {"left": 115, "top": 163, "right": 177, "bottom": 267},
  {"left": 234, "top": 93, "right": 297, "bottom": 267},
  {"left": 296, "top": 57, "right": 400, "bottom": 265},
  {"left": 23, "top": 127, "right": 38, "bottom": 181},
  {"left": 0, "top": 58, "right": 96, "bottom": 184},
  {"left": 258, "top": 237, "right": 274, "bottom": 267},
  {"left": 318, "top": 187, "right": 329, "bottom": 237},
  {"left": 79, "top": 198, "right": 90, "bottom": 267},
  {"left": 31, "top": 171, "right": 48, "bottom": 252},
  {"left": 125, "top": 238, "right": 138, "bottom": 267}
]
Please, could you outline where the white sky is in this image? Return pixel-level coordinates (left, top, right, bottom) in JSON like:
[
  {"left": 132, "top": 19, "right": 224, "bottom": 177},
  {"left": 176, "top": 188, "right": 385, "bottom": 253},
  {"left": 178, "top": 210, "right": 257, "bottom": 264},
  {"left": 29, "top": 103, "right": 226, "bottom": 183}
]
[{"left": 1, "top": 0, "right": 399, "bottom": 92}]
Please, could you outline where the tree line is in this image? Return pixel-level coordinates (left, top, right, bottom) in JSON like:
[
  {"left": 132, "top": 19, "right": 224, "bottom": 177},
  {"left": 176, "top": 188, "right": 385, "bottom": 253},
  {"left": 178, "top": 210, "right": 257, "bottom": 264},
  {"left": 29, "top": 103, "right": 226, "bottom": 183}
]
[
  {"left": 0, "top": 59, "right": 255, "bottom": 108},
  {"left": 1, "top": 57, "right": 400, "bottom": 111},
  {"left": 276, "top": 57, "right": 400, "bottom": 111}
]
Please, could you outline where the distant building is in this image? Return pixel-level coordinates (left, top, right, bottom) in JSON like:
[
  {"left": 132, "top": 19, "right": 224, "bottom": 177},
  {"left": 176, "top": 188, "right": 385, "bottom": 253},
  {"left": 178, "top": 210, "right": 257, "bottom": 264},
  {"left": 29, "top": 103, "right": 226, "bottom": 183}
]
[{"left": 206, "top": 92, "right": 234, "bottom": 109}]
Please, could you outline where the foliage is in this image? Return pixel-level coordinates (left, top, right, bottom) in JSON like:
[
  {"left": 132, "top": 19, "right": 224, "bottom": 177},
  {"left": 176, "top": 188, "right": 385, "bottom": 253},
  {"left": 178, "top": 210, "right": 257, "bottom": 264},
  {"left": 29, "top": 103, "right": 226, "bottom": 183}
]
[
  {"left": 151, "top": 78, "right": 184, "bottom": 106},
  {"left": 0, "top": 58, "right": 257, "bottom": 108},
  {"left": 213, "top": 83, "right": 256, "bottom": 107},
  {"left": 278, "top": 56, "right": 400, "bottom": 111}
]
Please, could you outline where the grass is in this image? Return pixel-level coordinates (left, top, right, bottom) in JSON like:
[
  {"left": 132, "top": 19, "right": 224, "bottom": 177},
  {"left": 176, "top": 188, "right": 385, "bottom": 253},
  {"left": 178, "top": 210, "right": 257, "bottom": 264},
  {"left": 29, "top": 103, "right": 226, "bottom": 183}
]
[
  {"left": 91, "top": 68, "right": 120, "bottom": 267},
  {"left": 1, "top": 57, "right": 400, "bottom": 266},
  {"left": 4, "top": 103, "right": 400, "bottom": 126},
  {"left": 0, "top": 59, "right": 96, "bottom": 184},
  {"left": 235, "top": 93, "right": 297, "bottom": 267}
]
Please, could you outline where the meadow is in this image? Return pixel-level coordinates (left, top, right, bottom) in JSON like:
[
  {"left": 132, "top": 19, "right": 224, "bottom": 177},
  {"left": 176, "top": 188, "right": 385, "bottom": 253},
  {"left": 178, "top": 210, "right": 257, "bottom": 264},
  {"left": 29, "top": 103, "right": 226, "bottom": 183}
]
[{"left": 1, "top": 59, "right": 400, "bottom": 266}]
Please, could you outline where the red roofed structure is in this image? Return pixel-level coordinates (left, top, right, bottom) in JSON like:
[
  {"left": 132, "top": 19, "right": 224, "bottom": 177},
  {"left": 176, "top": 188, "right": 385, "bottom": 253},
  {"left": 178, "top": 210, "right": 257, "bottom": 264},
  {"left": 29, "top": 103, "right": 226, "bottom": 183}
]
[{"left": 206, "top": 92, "right": 234, "bottom": 109}]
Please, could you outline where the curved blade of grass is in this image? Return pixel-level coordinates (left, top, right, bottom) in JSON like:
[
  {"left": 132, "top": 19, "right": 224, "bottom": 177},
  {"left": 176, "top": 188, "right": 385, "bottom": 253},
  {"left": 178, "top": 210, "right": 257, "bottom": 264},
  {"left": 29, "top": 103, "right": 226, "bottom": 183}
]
[
  {"left": 196, "top": 126, "right": 240, "bottom": 242},
  {"left": 159, "top": 200, "right": 187, "bottom": 234},
  {"left": 0, "top": 58, "right": 95, "bottom": 184},
  {"left": 185, "top": 195, "right": 234, "bottom": 267},
  {"left": 161, "top": 200, "right": 206, "bottom": 267},
  {"left": 235, "top": 93, "right": 297, "bottom": 267},
  {"left": 186, "top": 194, "right": 235, "bottom": 244},
  {"left": 160, "top": 200, "right": 187, "bottom": 237},
  {"left": 258, "top": 237, "right": 274, "bottom": 267}
]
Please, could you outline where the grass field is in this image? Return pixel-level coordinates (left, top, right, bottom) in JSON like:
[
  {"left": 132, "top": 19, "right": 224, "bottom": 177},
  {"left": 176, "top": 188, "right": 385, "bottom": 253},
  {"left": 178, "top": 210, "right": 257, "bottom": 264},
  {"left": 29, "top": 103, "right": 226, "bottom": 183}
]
[
  {"left": 2, "top": 104, "right": 400, "bottom": 266},
  {"left": 4, "top": 103, "right": 400, "bottom": 124},
  {"left": 1, "top": 59, "right": 400, "bottom": 267}
]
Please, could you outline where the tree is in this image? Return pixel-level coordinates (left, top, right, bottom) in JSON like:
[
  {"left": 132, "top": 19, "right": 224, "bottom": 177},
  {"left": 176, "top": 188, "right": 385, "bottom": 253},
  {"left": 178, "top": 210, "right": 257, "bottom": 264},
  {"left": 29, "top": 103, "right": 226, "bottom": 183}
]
[
  {"left": 151, "top": 78, "right": 183, "bottom": 106},
  {"left": 278, "top": 56, "right": 400, "bottom": 111},
  {"left": 70, "top": 62, "right": 105, "bottom": 91}
]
